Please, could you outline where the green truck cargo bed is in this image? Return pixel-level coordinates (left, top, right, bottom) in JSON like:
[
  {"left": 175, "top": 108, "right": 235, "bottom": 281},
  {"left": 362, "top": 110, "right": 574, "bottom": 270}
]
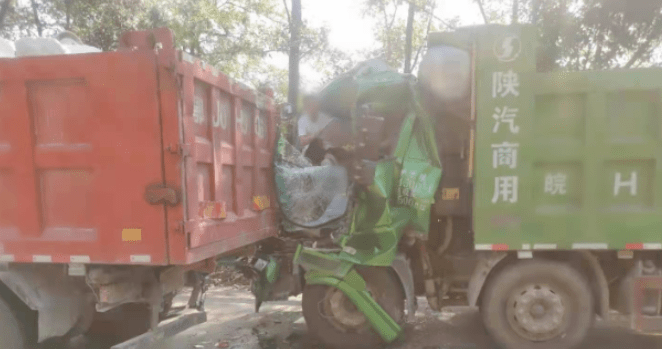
[{"left": 437, "top": 25, "right": 662, "bottom": 251}]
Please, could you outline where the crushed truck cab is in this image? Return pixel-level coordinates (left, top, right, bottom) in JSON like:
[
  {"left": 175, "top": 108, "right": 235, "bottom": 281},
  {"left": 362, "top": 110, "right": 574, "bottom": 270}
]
[{"left": 246, "top": 23, "right": 662, "bottom": 349}]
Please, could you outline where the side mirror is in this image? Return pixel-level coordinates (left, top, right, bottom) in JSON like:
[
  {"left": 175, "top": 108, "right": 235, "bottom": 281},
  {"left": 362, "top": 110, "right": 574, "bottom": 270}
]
[{"left": 280, "top": 103, "right": 296, "bottom": 120}]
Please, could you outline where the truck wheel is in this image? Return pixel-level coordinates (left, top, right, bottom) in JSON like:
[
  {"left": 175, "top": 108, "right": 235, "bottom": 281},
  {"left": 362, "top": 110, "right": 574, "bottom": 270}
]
[
  {"left": 481, "top": 260, "right": 593, "bottom": 349},
  {"left": 0, "top": 296, "right": 28, "bottom": 349},
  {"left": 302, "top": 267, "right": 404, "bottom": 349}
]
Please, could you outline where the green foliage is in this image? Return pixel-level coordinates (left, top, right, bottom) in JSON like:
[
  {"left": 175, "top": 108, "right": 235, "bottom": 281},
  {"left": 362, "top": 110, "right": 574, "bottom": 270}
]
[
  {"left": 479, "top": 0, "right": 662, "bottom": 70},
  {"left": 141, "top": 0, "right": 335, "bottom": 100},
  {"left": 311, "top": 47, "right": 360, "bottom": 84},
  {"left": 69, "top": 0, "right": 146, "bottom": 51},
  {"left": 0, "top": 0, "right": 145, "bottom": 49},
  {"left": 361, "top": 0, "right": 458, "bottom": 72},
  {"left": 141, "top": 0, "right": 288, "bottom": 94},
  {"left": 0, "top": 0, "right": 337, "bottom": 102}
]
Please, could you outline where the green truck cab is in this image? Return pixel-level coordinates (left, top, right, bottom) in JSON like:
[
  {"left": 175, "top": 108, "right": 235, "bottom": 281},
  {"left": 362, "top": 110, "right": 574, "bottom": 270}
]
[{"left": 243, "top": 24, "right": 662, "bottom": 349}]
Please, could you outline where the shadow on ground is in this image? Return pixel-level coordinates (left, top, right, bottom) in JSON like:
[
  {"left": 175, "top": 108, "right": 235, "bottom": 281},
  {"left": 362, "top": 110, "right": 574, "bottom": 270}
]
[{"left": 70, "top": 287, "right": 662, "bottom": 349}]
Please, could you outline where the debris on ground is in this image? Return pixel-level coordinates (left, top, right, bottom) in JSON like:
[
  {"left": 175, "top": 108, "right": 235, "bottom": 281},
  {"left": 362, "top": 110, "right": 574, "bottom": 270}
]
[{"left": 209, "top": 266, "right": 251, "bottom": 288}]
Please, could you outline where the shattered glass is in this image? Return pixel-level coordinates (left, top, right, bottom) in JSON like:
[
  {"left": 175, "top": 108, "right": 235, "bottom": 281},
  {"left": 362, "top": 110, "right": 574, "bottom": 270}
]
[{"left": 274, "top": 138, "right": 351, "bottom": 229}]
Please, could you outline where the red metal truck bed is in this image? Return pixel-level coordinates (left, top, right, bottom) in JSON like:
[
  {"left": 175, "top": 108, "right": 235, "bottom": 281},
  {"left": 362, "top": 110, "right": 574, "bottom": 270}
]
[{"left": 0, "top": 28, "right": 278, "bottom": 266}]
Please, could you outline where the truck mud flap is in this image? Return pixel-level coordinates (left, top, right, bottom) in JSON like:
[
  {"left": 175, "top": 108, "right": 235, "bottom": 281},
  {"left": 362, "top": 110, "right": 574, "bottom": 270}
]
[
  {"left": 110, "top": 310, "right": 207, "bottom": 349},
  {"left": 632, "top": 275, "right": 662, "bottom": 334}
]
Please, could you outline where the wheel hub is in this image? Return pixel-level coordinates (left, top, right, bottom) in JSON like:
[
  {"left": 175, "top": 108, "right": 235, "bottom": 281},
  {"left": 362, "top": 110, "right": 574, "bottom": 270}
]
[
  {"left": 322, "top": 287, "right": 368, "bottom": 332},
  {"left": 507, "top": 284, "right": 567, "bottom": 341}
]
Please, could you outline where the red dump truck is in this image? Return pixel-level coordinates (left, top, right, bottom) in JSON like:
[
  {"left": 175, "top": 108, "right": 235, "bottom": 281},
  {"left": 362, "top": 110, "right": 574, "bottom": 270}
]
[{"left": 0, "top": 28, "right": 279, "bottom": 348}]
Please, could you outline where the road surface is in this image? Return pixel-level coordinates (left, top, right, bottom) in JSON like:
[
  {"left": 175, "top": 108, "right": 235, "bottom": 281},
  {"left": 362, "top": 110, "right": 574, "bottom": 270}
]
[{"left": 74, "top": 285, "right": 662, "bottom": 349}]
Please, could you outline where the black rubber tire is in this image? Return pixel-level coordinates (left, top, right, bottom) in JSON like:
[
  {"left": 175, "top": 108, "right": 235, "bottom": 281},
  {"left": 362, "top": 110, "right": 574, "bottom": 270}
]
[
  {"left": 0, "top": 296, "right": 28, "bottom": 349},
  {"left": 481, "top": 260, "right": 594, "bottom": 349},
  {"left": 302, "top": 266, "right": 404, "bottom": 349}
]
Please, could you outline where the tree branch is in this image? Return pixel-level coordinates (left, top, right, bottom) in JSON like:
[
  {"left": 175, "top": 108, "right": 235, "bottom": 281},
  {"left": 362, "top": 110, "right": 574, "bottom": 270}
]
[
  {"left": 411, "top": 0, "right": 437, "bottom": 72},
  {"left": 404, "top": 1, "right": 415, "bottom": 73},
  {"left": 531, "top": 0, "right": 540, "bottom": 25},
  {"left": 378, "top": 1, "right": 392, "bottom": 63},
  {"left": 583, "top": 33, "right": 593, "bottom": 70},
  {"left": 30, "top": 0, "right": 43, "bottom": 36},
  {"left": 512, "top": 0, "right": 518, "bottom": 24},
  {"left": 474, "top": 0, "right": 489, "bottom": 24},
  {"left": 381, "top": 2, "right": 388, "bottom": 28},
  {"left": 388, "top": 3, "right": 399, "bottom": 30},
  {"left": 429, "top": 12, "right": 451, "bottom": 27},
  {"left": 624, "top": 17, "right": 662, "bottom": 69},
  {"left": 0, "top": 0, "right": 11, "bottom": 29},
  {"left": 282, "top": 0, "right": 291, "bottom": 27},
  {"left": 65, "top": 0, "right": 71, "bottom": 30}
]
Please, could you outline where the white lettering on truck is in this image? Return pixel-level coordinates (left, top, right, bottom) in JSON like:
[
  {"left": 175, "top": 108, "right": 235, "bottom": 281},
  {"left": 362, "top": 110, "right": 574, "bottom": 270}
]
[
  {"left": 544, "top": 173, "right": 567, "bottom": 195},
  {"left": 492, "top": 106, "right": 520, "bottom": 134},
  {"left": 492, "top": 142, "right": 519, "bottom": 169},
  {"left": 614, "top": 171, "right": 637, "bottom": 196},
  {"left": 492, "top": 176, "right": 519, "bottom": 204},
  {"left": 492, "top": 70, "right": 520, "bottom": 98}
]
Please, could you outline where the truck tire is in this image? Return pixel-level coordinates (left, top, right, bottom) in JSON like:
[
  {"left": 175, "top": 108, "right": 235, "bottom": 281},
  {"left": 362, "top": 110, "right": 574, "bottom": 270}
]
[
  {"left": 302, "top": 266, "right": 404, "bottom": 349},
  {"left": 481, "top": 260, "right": 593, "bottom": 349},
  {"left": 0, "top": 296, "right": 28, "bottom": 349},
  {"left": 86, "top": 303, "right": 151, "bottom": 348}
]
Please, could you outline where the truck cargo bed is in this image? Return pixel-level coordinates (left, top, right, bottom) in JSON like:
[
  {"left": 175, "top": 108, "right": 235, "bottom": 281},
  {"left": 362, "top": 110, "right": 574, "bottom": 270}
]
[{"left": 0, "top": 29, "right": 278, "bottom": 266}]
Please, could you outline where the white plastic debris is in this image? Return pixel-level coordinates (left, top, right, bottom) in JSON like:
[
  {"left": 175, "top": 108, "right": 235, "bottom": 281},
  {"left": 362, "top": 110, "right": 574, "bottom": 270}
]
[
  {"left": 14, "top": 31, "right": 101, "bottom": 57},
  {"left": 15, "top": 37, "right": 68, "bottom": 57},
  {"left": 0, "top": 38, "right": 15, "bottom": 58},
  {"left": 57, "top": 31, "right": 101, "bottom": 54}
]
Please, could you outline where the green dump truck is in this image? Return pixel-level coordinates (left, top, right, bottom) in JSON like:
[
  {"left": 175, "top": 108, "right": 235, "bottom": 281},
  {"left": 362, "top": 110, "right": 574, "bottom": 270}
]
[{"left": 243, "top": 24, "right": 662, "bottom": 349}]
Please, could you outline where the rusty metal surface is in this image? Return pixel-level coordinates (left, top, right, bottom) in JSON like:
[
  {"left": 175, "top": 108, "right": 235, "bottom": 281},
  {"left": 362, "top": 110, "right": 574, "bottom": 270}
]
[{"left": 144, "top": 184, "right": 180, "bottom": 206}]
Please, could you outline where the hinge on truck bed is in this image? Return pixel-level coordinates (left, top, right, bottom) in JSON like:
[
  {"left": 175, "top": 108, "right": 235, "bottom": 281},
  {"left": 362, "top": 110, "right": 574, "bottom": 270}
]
[
  {"left": 166, "top": 143, "right": 191, "bottom": 157},
  {"left": 174, "top": 221, "right": 185, "bottom": 234}
]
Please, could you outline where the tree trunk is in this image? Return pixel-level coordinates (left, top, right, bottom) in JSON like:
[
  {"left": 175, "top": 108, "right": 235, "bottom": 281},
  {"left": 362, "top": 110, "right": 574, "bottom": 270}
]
[
  {"left": 475, "top": 0, "right": 489, "bottom": 24},
  {"left": 538, "top": 0, "right": 565, "bottom": 72},
  {"left": 30, "top": 0, "right": 42, "bottom": 36},
  {"left": 404, "top": 1, "right": 415, "bottom": 73},
  {"left": 0, "top": 0, "right": 11, "bottom": 29},
  {"left": 411, "top": 0, "right": 437, "bottom": 72},
  {"left": 65, "top": 0, "right": 71, "bottom": 30},
  {"left": 531, "top": 0, "right": 540, "bottom": 25},
  {"left": 512, "top": 0, "right": 518, "bottom": 24},
  {"left": 287, "top": 0, "right": 301, "bottom": 107}
]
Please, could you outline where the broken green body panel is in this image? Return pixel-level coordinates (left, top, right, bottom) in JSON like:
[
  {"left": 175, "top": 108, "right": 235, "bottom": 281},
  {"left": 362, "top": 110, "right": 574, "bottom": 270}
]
[
  {"left": 335, "top": 73, "right": 442, "bottom": 267},
  {"left": 430, "top": 24, "right": 662, "bottom": 251},
  {"left": 271, "top": 63, "right": 443, "bottom": 343},
  {"left": 294, "top": 246, "right": 403, "bottom": 342},
  {"left": 252, "top": 257, "right": 280, "bottom": 312},
  {"left": 338, "top": 109, "right": 441, "bottom": 267}
]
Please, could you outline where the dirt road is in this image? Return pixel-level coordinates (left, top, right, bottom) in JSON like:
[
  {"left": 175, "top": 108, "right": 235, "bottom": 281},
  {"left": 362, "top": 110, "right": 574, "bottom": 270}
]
[{"left": 120, "top": 286, "right": 662, "bottom": 349}]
